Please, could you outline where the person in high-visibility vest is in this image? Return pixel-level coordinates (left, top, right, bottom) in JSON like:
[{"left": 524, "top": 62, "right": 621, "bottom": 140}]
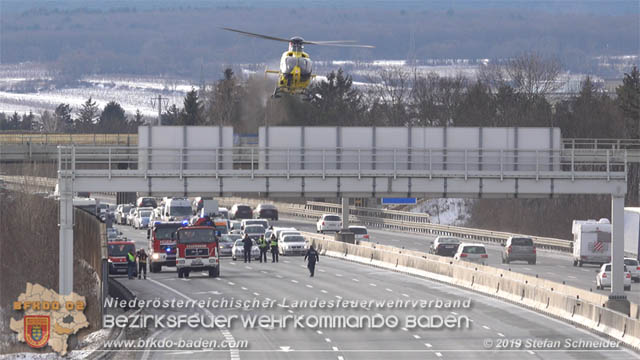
[
  {"left": 137, "top": 249, "right": 148, "bottom": 279},
  {"left": 270, "top": 234, "right": 279, "bottom": 263},
  {"left": 258, "top": 235, "right": 269, "bottom": 263},
  {"left": 127, "top": 249, "right": 136, "bottom": 279}
]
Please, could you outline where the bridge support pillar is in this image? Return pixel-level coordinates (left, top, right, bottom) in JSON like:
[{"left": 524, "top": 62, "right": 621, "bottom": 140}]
[
  {"left": 58, "top": 176, "right": 74, "bottom": 295},
  {"left": 342, "top": 197, "right": 349, "bottom": 229},
  {"left": 606, "top": 194, "right": 629, "bottom": 315}
]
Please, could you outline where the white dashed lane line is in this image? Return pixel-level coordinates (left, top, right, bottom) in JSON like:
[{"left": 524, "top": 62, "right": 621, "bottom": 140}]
[
  {"left": 413, "top": 334, "right": 421, "bottom": 339},
  {"left": 402, "top": 293, "right": 409, "bottom": 297},
  {"left": 385, "top": 288, "right": 393, "bottom": 292},
  {"left": 497, "top": 332, "right": 505, "bottom": 337},
  {"left": 325, "top": 338, "right": 332, "bottom": 343},
  {"left": 424, "top": 343, "right": 432, "bottom": 348},
  {"left": 482, "top": 325, "right": 491, "bottom": 330},
  {"left": 291, "top": 279, "right": 299, "bottom": 284},
  {"left": 253, "top": 292, "right": 260, "bottom": 296},
  {"left": 321, "top": 289, "right": 328, "bottom": 294}
]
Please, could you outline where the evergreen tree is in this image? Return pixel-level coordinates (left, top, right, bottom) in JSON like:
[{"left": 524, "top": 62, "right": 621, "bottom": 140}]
[
  {"left": 97, "top": 101, "right": 127, "bottom": 133},
  {"left": 179, "top": 88, "right": 203, "bottom": 125},
  {"left": 161, "top": 104, "right": 180, "bottom": 126},
  {"left": 0, "top": 113, "right": 7, "bottom": 130},
  {"left": 8, "top": 112, "right": 20, "bottom": 130},
  {"left": 616, "top": 66, "right": 640, "bottom": 139},
  {"left": 20, "top": 111, "right": 35, "bottom": 130},
  {"left": 309, "top": 69, "right": 365, "bottom": 126},
  {"left": 53, "top": 103, "right": 73, "bottom": 132},
  {"left": 76, "top": 97, "right": 100, "bottom": 133}
]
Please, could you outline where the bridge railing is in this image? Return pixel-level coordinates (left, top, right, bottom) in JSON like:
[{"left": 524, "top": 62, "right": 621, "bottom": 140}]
[
  {"left": 57, "top": 146, "right": 627, "bottom": 180},
  {"left": 562, "top": 138, "right": 640, "bottom": 150},
  {"left": 218, "top": 196, "right": 572, "bottom": 252},
  {"left": 0, "top": 133, "right": 137, "bottom": 145}
]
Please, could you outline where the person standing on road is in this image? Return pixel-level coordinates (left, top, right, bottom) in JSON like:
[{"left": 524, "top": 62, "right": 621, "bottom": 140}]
[
  {"left": 304, "top": 245, "right": 320, "bottom": 277},
  {"left": 270, "top": 233, "right": 279, "bottom": 263},
  {"left": 242, "top": 234, "right": 253, "bottom": 263},
  {"left": 137, "top": 249, "right": 148, "bottom": 279},
  {"left": 127, "top": 249, "right": 136, "bottom": 280},
  {"left": 258, "top": 235, "right": 268, "bottom": 263}
]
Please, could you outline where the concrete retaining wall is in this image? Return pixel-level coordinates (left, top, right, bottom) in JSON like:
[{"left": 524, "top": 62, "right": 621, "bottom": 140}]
[{"left": 305, "top": 232, "right": 640, "bottom": 351}]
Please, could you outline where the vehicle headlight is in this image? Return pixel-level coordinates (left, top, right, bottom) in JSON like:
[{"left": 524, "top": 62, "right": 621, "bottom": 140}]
[
  {"left": 152, "top": 253, "right": 160, "bottom": 260},
  {"left": 178, "top": 260, "right": 185, "bottom": 264},
  {"left": 108, "top": 259, "right": 112, "bottom": 263}
]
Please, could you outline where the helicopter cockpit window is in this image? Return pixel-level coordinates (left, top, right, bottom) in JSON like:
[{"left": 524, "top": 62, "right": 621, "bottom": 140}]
[
  {"left": 285, "top": 57, "right": 297, "bottom": 72},
  {"left": 298, "top": 58, "right": 312, "bottom": 74}
]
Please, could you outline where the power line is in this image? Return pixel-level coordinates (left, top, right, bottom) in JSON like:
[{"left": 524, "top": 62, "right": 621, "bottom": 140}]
[{"left": 150, "top": 95, "right": 169, "bottom": 126}]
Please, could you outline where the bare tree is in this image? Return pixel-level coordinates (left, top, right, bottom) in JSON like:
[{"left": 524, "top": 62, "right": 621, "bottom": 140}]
[
  {"left": 40, "top": 110, "right": 60, "bottom": 133},
  {"left": 366, "top": 67, "right": 411, "bottom": 126},
  {"left": 505, "top": 52, "right": 563, "bottom": 99},
  {"left": 410, "top": 72, "right": 467, "bottom": 126}
]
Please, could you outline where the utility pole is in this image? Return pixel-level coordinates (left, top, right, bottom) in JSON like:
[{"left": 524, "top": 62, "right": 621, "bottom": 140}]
[{"left": 150, "top": 95, "right": 169, "bottom": 126}]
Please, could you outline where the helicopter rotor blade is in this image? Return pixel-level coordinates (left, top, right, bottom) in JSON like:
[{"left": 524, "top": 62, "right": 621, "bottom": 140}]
[
  {"left": 220, "top": 27, "right": 291, "bottom": 43},
  {"left": 304, "top": 41, "right": 375, "bottom": 48}
]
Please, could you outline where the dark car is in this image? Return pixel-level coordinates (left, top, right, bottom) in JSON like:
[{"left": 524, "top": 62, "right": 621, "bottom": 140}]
[
  {"left": 254, "top": 204, "right": 279, "bottom": 221},
  {"left": 429, "top": 236, "right": 461, "bottom": 257},
  {"left": 230, "top": 204, "right": 253, "bottom": 220}
]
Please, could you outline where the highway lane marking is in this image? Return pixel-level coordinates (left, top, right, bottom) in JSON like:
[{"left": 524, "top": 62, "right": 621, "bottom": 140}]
[
  {"left": 338, "top": 357, "right": 344, "bottom": 360},
  {"left": 321, "top": 289, "right": 328, "bottom": 293},
  {"left": 253, "top": 292, "right": 260, "bottom": 296},
  {"left": 284, "top": 260, "right": 290, "bottom": 263},
  {"left": 335, "top": 273, "right": 343, "bottom": 277},
  {"left": 291, "top": 279, "right": 299, "bottom": 283},
  {"left": 306, "top": 284, "right": 313, "bottom": 288},
  {"left": 435, "top": 352, "right": 442, "bottom": 357},
  {"left": 287, "top": 310, "right": 294, "bottom": 314},
  {"left": 325, "top": 338, "right": 332, "bottom": 343},
  {"left": 319, "top": 269, "right": 326, "bottom": 272},
  {"left": 402, "top": 293, "right": 409, "bottom": 297},
  {"left": 260, "top": 270, "right": 268, "bottom": 274},
  {"left": 527, "top": 350, "right": 535, "bottom": 355},
  {"left": 181, "top": 279, "right": 190, "bottom": 282},
  {"left": 246, "top": 266, "right": 253, "bottom": 270},
  {"left": 401, "top": 327, "right": 408, "bottom": 331},
  {"left": 369, "top": 283, "right": 377, "bottom": 287},
  {"left": 241, "top": 287, "right": 248, "bottom": 290},
  {"left": 194, "top": 290, "right": 222, "bottom": 295},
  {"left": 276, "top": 274, "right": 284, "bottom": 278},
  {"left": 424, "top": 343, "right": 432, "bottom": 348},
  {"left": 482, "top": 325, "right": 491, "bottom": 330},
  {"left": 332, "top": 346, "right": 339, "bottom": 351},
  {"left": 146, "top": 278, "right": 241, "bottom": 360},
  {"left": 228, "top": 281, "right": 235, "bottom": 285},
  {"left": 524, "top": 267, "right": 532, "bottom": 271},
  {"left": 413, "top": 334, "right": 421, "bottom": 339},
  {"left": 352, "top": 278, "right": 359, "bottom": 282},
  {"left": 335, "top": 295, "right": 342, "bottom": 299},
  {"left": 450, "top": 311, "right": 458, "bottom": 315},
  {"left": 317, "top": 330, "right": 323, "bottom": 335},
  {"left": 385, "top": 288, "right": 393, "bottom": 292},
  {"left": 497, "top": 332, "right": 505, "bottom": 337},
  {"left": 568, "top": 276, "right": 577, "bottom": 279}
]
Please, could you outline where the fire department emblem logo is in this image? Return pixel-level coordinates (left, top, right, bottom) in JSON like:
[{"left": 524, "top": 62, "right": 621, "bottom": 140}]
[{"left": 24, "top": 315, "right": 50, "bottom": 348}]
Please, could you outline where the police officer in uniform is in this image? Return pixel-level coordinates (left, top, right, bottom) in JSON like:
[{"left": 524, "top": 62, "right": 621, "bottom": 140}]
[
  {"left": 137, "top": 249, "right": 148, "bottom": 279},
  {"left": 304, "top": 245, "right": 320, "bottom": 277},
  {"left": 270, "top": 234, "right": 279, "bottom": 263},
  {"left": 258, "top": 235, "right": 268, "bottom": 263},
  {"left": 242, "top": 234, "right": 253, "bottom": 263}
]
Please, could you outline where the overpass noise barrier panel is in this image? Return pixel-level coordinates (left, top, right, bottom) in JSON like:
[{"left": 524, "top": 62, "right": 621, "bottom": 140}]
[{"left": 258, "top": 126, "right": 561, "bottom": 171}]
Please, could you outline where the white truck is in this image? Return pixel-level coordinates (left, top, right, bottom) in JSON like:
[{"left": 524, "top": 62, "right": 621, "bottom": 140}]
[
  {"left": 624, "top": 208, "right": 640, "bottom": 257},
  {"left": 572, "top": 219, "right": 611, "bottom": 267}
]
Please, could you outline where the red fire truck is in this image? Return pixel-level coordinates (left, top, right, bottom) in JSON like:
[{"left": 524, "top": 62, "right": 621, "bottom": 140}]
[
  {"left": 147, "top": 221, "right": 184, "bottom": 273},
  {"left": 175, "top": 226, "right": 220, "bottom": 278}
]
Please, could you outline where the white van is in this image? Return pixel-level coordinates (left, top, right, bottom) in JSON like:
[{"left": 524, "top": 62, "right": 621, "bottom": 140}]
[{"left": 161, "top": 198, "right": 192, "bottom": 222}]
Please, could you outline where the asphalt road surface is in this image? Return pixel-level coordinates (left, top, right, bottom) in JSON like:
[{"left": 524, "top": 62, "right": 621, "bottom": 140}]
[{"left": 107, "top": 224, "right": 638, "bottom": 359}]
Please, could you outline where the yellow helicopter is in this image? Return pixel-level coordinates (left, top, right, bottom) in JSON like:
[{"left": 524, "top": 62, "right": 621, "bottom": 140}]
[{"left": 221, "top": 27, "right": 374, "bottom": 98}]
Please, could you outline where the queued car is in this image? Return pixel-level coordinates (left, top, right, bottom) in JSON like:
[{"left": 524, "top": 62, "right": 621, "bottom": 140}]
[
  {"left": 133, "top": 207, "right": 153, "bottom": 229},
  {"left": 454, "top": 243, "right": 488, "bottom": 266},
  {"left": 316, "top": 214, "right": 342, "bottom": 233},
  {"left": 136, "top": 196, "right": 158, "bottom": 209},
  {"left": 348, "top": 226, "right": 369, "bottom": 244},
  {"left": 106, "top": 227, "right": 120, "bottom": 242},
  {"left": 218, "top": 207, "right": 230, "bottom": 220},
  {"left": 219, "top": 234, "right": 242, "bottom": 257},
  {"left": 596, "top": 263, "right": 631, "bottom": 291},
  {"left": 429, "top": 236, "right": 461, "bottom": 257},
  {"left": 115, "top": 204, "right": 133, "bottom": 225},
  {"left": 624, "top": 258, "right": 640, "bottom": 283},
  {"left": 502, "top": 236, "right": 536, "bottom": 264},
  {"left": 241, "top": 219, "right": 269, "bottom": 230},
  {"left": 279, "top": 234, "right": 307, "bottom": 256},
  {"left": 254, "top": 204, "right": 279, "bottom": 221},
  {"left": 241, "top": 225, "right": 266, "bottom": 241},
  {"left": 126, "top": 208, "right": 137, "bottom": 226},
  {"left": 230, "top": 204, "right": 253, "bottom": 220},
  {"left": 232, "top": 239, "right": 260, "bottom": 261}
]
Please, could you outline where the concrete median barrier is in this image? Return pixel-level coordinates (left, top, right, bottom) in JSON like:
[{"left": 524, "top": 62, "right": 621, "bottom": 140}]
[{"left": 304, "top": 231, "right": 640, "bottom": 352}]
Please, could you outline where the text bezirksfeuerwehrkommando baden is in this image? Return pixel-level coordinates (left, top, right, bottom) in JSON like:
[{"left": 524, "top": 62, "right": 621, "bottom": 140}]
[{"left": 105, "top": 297, "right": 471, "bottom": 311}]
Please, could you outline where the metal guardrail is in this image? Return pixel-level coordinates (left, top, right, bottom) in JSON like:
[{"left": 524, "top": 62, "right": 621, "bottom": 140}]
[
  {"left": 219, "top": 197, "right": 572, "bottom": 252},
  {"left": 0, "top": 133, "right": 137, "bottom": 145}
]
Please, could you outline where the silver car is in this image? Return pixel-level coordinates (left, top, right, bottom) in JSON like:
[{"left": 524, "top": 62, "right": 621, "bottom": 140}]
[
  {"left": 624, "top": 258, "right": 640, "bottom": 282},
  {"left": 454, "top": 243, "right": 488, "bottom": 265},
  {"left": 232, "top": 239, "right": 260, "bottom": 261},
  {"left": 219, "top": 234, "right": 241, "bottom": 257}
]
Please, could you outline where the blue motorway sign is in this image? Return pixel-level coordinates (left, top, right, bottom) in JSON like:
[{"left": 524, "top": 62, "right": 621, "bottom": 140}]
[{"left": 381, "top": 197, "right": 417, "bottom": 205}]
